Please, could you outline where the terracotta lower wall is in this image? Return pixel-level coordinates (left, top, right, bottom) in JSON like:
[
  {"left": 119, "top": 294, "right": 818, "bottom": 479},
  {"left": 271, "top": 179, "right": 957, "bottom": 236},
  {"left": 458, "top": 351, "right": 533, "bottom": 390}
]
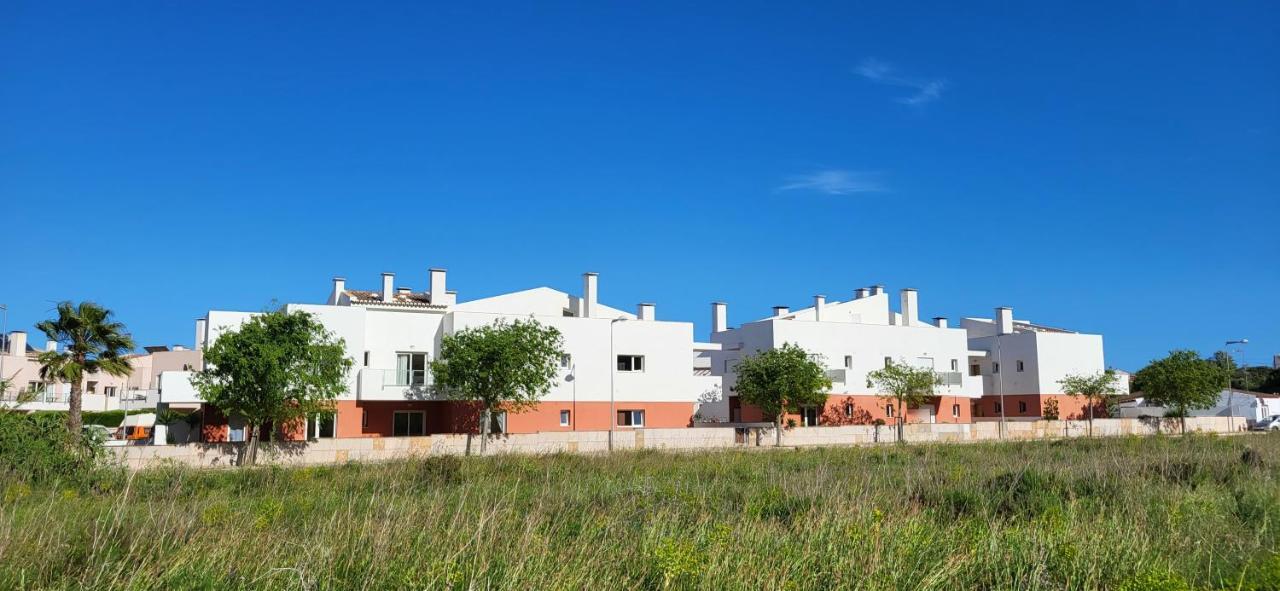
[
  {"left": 973, "top": 394, "right": 1106, "bottom": 420},
  {"left": 199, "top": 405, "right": 307, "bottom": 443},
  {"left": 331, "top": 400, "right": 695, "bottom": 437},
  {"left": 735, "top": 393, "right": 976, "bottom": 426}
]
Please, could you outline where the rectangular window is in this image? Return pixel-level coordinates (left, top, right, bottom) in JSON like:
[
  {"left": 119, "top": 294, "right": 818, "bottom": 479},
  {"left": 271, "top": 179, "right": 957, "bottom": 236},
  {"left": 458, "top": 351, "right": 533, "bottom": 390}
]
[
  {"left": 844, "top": 402, "right": 854, "bottom": 417},
  {"left": 970, "top": 364, "right": 981, "bottom": 377},
  {"left": 952, "top": 404, "right": 960, "bottom": 418},
  {"left": 559, "top": 354, "right": 572, "bottom": 369},
  {"left": 396, "top": 353, "right": 428, "bottom": 386},
  {"left": 559, "top": 410, "right": 571, "bottom": 426},
  {"left": 103, "top": 386, "right": 117, "bottom": 397},
  {"left": 228, "top": 420, "right": 246, "bottom": 443},
  {"left": 884, "top": 357, "right": 893, "bottom": 368},
  {"left": 950, "top": 359, "right": 959, "bottom": 371},
  {"left": 312, "top": 412, "right": 336, "bottom": 439},
  {"left": 26, "top": 381, "right": 44, "bottom": 394},
  {"left": 844, "top": 355, "right": 854, "bottom": 369},
  {"left": 617, "top": 409, "right": 646, "bottom": 427},
  {"left": 87, "top": 381, "right": 98, "bottom": 394},
  {"left": 992, "top": 362, "right": 1000, "bottom": 374},
  {"left": 363, "top": 351, "right": 370, "bottom": 367},
  {"left": 361, "top": 409, "right": 368, "bottom": 429},
  {"left": 1016, "top": 360, "right": 1025, "bottom": 372},
  {"left": 885, "top": 404, "right": 895, "bottom": 418},
  {"left": 393, "top": 411, "right": 425, "bottom": 436},
  {"left": 617, "top": 355, "right": 645, "bottom": 372},
  {"left": 489, "top": 411, "right": 507, "bottom": 434},
  {"left": 1018, "top": 401, "right": 1027, "bottom": 414},
  {"left": 994, "top": 402, "right": 1003, "bottom": 414},
  {"left": 801, "top": 406, "right": 820, "bottom": 427}
]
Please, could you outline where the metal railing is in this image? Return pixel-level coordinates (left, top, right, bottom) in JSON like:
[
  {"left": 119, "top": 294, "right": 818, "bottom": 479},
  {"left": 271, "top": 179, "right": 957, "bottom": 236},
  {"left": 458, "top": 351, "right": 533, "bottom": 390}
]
[{"left": 938, "top": 371, "right": 963, "bottom": 387}]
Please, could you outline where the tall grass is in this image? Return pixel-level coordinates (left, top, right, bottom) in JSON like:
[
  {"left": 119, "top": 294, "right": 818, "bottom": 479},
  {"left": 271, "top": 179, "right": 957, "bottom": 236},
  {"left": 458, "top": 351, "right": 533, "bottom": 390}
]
[{"left": 1, "top": 434, "right": 1278, "bottom": 590}]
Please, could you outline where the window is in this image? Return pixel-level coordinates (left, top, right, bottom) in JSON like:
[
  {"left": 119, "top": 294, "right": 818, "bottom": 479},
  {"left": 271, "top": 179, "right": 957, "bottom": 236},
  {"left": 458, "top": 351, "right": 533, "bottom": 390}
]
[
  {"left": 617, "top": 355, "right": 644, "bottom": 372},
  {"left": 363, "top": 351, "right": 370, "bottom": 366},
  {"left": 970, "top": 364, "right": 981, "bottom": 377},
  {"left": 844, "top": 402, "right": 854, "bottom": 418},
  {"left": 559, "top": 354, "right": 572, "bottom": 369},
  {"left": 724, "top": 360, "right": 737, "bottom": 373},
  {"left": 884, "top": 357, "right": 893, "bottom": 368},
  {"left": 952, "top": 404, "right": 960, "bottom": 418},
  {"left": 489, "top": 411, "right": 507, "bottom": 434},
  {"left": 844, "top": 355, "right": 854, "bottom": 369},
  {"left": 885, "top": 405, "right": 895, "bottom": 417},
  {"left": 1018, "top": 401, "right": 1027, "bottom": 414},
  {"left": 362, "top": 409, "right": 368, "bottom": 429},
  {"left": 992, "top": 362, "right": 1000, "bottom": 374},
  {"left": 103, "top": 386, "right": 117, "bottom": 397},
  {"left": 25, "top": 381, "right": 44, "bottom": 394},
  {"left": 311, "top": 412, "right": 336, "bottom": 439},
  {"left": 559, "top": 410, "right": 571, "bottom": 427},
  {"left": 393, "top": 411, "right": 425, "bottom": 436},
  {"left": 87, "top": 381, "right": 98, "bottom": 394},
  {"left": 993, "top": 402, "right": 1003, "bottom": 414},
  {"left": 396, "top": 353, "right": 428, "bottom": 386},
  {"left": 617, "top": 409, "right": 645, "bottom": 427},
  {"left": 950, "top": 359, "right": 959, "bottom": 371},
  {"left": 182, "top": 364, "right": 193, "bottom": 371},
  {"left": 801, "top": 406, "right": 820, "bottom": 427},
  {"left": 1016, "top": 360, "right": 1025, "bottom": 372},
  {"left": 228, "top": 419, "right": 246, "bottom": 443}
]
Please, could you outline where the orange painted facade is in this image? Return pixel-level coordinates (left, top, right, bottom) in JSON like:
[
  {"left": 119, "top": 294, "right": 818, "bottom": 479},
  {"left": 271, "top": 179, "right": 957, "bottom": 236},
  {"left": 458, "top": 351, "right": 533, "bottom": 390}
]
[
  {"left": 972, "top": 394, "right": 1106, "bottom": 420},
  {"left": 731, "top": 392, "right": 975, "bottom": 426}
]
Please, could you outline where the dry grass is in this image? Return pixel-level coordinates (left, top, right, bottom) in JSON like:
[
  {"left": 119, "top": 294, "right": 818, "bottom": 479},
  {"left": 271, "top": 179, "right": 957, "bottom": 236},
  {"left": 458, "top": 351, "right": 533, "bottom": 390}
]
[{"left": 2, "top": 433, "right": 1279, "bottom": 590}]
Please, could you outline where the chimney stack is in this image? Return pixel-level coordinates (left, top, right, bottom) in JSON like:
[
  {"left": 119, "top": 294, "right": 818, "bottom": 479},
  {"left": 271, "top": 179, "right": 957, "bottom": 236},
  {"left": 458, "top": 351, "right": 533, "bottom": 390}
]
[
  {"left": 381, "top": 272, "right": 395, "bottom": 302},
  {"left": 637, "top": 303, "right": 655, "bottom": 321},
  {"left": 329, "top": 277, "right": 346, "bottom": 305},
  {"left": 813, "top": 295, "right": 826, "bottom": 321},
  {"left": 772, "top": 306, "right": 789, "bottom": 317},
  {"left": 933, "top": 317, "right": 948, "bottom": 328},
  {"left": 996, "top": 307, "right": 1014, "bottom": 335},
  {"left": 429, "top": 268, "right": 455, "bottom": 306},
  {"left": 194, "top": 319, "right": 208, "bottom": 350},
  {"left": 854, "top": 288, "right": 870, "bottom": 300},
  {"left": 397, "top": 287, "right": 412, "bottom": 295},
  {"left": 900, "top": 288, "right": 918, "bottom": 327},
  {"left": 711, "top": 302, "right": 728, "bottom": 334},
  {"left": 5, "top": 331, "right": 26, "bottom": 355},
  {"left": 582, "top": 273, "right": 598, "bottom": 318},
  {"left": 871, "top": 284, "right": 885, "bottom": 296}
]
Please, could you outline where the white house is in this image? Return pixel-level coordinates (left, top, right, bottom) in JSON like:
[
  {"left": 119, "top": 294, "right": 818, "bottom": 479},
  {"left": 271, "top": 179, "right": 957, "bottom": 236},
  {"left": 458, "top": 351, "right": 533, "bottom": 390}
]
[
  {"left": 163, "top": 269, "right": 721, "bottom": 441},
  {"left": 963, "top": 308, "right": 1125, "bottom": 420},
  {"left": 706, "top": 285, "right": 983, "bottom": 426},
  {"left": 1118, "top": 389, "right": 1280, "bottom": 426}
]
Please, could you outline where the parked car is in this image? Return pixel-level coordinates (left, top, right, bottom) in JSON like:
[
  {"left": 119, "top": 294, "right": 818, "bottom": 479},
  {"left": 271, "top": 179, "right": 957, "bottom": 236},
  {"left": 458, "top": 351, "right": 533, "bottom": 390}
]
[{"left": 1251, "top": 415, "right": 1280, "bottom": 431}]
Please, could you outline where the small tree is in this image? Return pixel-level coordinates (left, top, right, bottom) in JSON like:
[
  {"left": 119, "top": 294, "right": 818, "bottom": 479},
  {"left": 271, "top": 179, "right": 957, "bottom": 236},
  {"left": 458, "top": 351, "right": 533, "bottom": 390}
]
[
  {"left": 1059, "top": 370, "right": 1120, "bottom": 437},
  {"left": 192, "top": 309, "right": 352, "bottom": 466},
  {"left": 1042, "top": 398, "right": 1060, "bottom": 421},
  {"left": 1134, "top": 350, "right": 1228, "bottom": 435},
  {"left": 868, "top": 360, "right": 941, "bottom": 443},
  {"left": 36, "top": 301, "right": 136, "bottom": 435},
  {"left": 431, "top": 318, "right": 564, "bottom": 455},
  {"left": 734, "top": 343, "right": 832, "bottom": 447}
]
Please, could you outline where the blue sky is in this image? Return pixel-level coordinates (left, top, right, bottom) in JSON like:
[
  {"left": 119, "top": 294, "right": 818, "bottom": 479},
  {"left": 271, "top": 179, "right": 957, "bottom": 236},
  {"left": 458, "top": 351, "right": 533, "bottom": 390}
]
[{"left": 2, "top": 2, "right": 1277, "bottom": 371}]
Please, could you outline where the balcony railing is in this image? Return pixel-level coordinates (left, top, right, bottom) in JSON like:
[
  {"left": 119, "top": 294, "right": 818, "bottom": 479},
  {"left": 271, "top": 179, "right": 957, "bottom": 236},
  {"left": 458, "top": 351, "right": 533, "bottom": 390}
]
[
  {"left": 937, "top": 371, "right": 963, "bottom": 387},
  {"left": 825, "top": 369, "right": 849, "bottom": 383},
  {"left": 358, "top": 368, "right": 434, "bottom": 400}
]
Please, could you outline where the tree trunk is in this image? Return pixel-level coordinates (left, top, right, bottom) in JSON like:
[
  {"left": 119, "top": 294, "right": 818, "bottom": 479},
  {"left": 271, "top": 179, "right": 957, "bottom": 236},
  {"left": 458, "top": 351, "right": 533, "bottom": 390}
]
[
  {"left": 1088, "top": 399, "right": 1094, "bottom": 438},
  {"left": 67, "top": 379, "right": 83, "bottom": 436},
  {"left": 897, "top": 399, "right": 905, "bottom": 443},
  {"left": 1180, "top": 410, "right": 1187, "bottom": 436},
  {"left": 245, "top": 424, "right": 260, "bottom": 466},
  {"left": 480, "top": 405, "right": 491, "bottom": 455},
  {"left": 775, "top": 414, "right": 782, "bottom": 447}
]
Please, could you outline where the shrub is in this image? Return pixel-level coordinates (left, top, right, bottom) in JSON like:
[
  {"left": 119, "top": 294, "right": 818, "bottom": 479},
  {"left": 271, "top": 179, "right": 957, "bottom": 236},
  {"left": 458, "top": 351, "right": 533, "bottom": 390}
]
[{"left": 0, "top": 411, "right": 102, "bottom": 484}]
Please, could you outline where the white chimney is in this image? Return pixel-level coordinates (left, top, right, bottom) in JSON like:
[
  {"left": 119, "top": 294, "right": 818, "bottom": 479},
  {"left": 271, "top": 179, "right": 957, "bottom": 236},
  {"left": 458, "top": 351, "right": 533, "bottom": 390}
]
[
  {"left": 933, "top": 317, "right": 948, "bottom": 328},
  {"left": 711, "top": 302, "right": 728, "bottom": 334},
  {"left": 854, "top": 288, "right": 870, "bottom": 300},
  {"left": 637, "top": 303, "right": 655, "bottom": 321},
  {"left": 429, "top": 268, "right": 455, "bottom": 306},
  {"left": 900, "top": 288, "right": 918, "bottom": 327},
  {"left": 397, "top": 287, "right": 412, "bottom": 295},
  {"left": 813, "top": 295, "right": 826, "bottom": 321},
  {"left": 6, "top": 331, "right": 27, "bottom": 355},
  {"left": 329, "top": 277, "right": 346, "bottom": 305},
  {"left": 996, "top": 307, "right": 1014, "bottom": 335},
  {"left": 381, "top": 272, "right": 395, "bottom": 302},
  {"left": 871, "top": 284, "right": 885, "bottom": 296},
  {"left": 45, "top": 340, "right": 57, "bottom": 353},
  {"left": 194, "top": 319, "right": 208, "bottom": 351},
  {"left": 772, "top": 306, "right": 789, "bottom": 317},
  {"left": 582, "top": 273, "right": 598, "bottom": 318}
]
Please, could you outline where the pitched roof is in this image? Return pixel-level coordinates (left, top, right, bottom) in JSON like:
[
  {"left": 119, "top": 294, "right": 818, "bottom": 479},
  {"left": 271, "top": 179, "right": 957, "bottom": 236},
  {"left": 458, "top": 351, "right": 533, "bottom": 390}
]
[{"left": 344, "top": 289, "right": 446, "bottom": 309}]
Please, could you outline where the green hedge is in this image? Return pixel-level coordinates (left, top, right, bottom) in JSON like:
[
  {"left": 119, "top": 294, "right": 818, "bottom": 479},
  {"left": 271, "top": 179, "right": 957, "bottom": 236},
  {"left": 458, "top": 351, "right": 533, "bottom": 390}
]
[{"left": 29, "top": 409, "right": 153, "bottom": 429}]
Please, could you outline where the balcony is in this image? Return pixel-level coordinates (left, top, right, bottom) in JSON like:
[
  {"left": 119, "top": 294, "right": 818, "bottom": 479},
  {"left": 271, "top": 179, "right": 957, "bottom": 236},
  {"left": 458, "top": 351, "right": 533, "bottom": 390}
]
[
  {"left": 825, "top": 369, "right": 849, "bottom": 384},
  {"left": 357, "top": 368, "right": 436, "bottom": 401},
  {"left": 937, "top": 371, "right": 964, "bottom": 387}
]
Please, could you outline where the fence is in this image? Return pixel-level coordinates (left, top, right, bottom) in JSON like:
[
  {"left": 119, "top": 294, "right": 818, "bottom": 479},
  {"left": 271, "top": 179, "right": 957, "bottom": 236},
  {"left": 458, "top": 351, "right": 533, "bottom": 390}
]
[{"left": 111, "top": 416, "right": 1239, "bottom": 469}]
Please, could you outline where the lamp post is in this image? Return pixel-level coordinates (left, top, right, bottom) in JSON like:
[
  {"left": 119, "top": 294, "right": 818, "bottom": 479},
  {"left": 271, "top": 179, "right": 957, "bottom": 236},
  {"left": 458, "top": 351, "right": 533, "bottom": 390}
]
[
  {"left": 608, "top": 317, "right": 627, "bottom": 452},
  {"left": 1225, "top": 339, "right": 1248, "bottom": 431},
  {"left": 995, "top": 331, "right": 1007, "bottom": 439}
]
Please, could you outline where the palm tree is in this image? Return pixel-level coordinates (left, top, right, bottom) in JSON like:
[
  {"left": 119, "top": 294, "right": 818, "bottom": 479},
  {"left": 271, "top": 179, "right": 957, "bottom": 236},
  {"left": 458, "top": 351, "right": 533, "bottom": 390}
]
[{"left": 37, "top": 301, "right": 135, "bottom": 434}]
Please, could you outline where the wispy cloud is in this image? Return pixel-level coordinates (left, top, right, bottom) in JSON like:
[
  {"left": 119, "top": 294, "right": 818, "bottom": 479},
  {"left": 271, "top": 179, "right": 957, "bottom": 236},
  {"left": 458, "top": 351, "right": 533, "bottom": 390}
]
[
  {"left": 778, "top": 170, "right": 885, "bottom": 195},
  {"left": 855, "top": 58, "right": 946, "bottom": 105}
]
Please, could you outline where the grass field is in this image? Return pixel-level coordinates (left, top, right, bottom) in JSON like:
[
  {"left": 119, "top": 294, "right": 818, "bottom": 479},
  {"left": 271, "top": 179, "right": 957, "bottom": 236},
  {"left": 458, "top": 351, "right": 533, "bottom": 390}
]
[{"left": 1, "top": 434, "right": 1279, "bottom": 590}]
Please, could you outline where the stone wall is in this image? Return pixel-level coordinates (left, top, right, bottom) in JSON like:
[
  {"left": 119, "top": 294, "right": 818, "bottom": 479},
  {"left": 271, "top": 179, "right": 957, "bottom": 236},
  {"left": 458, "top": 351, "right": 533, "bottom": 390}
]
[{"left": 110, "top": 416, "right": 1239, "bottom": 469}]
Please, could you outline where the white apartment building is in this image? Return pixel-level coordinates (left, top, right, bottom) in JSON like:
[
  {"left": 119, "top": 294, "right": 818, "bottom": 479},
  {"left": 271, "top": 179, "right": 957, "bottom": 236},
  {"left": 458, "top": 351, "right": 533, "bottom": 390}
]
[
  {"left": 161, "top": 269, "right": 721, "bottom": 441},
  {"left": 706, "top": 285, "right": 983, "bottom": 426},
  {"left": 963, "top": 307, "right": 1126, "bottom": 420}
]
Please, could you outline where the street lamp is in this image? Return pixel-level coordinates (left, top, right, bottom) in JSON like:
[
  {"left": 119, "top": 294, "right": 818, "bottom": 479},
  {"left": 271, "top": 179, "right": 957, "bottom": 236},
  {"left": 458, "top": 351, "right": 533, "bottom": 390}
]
[
  {"left": 608, "top": 316, "right": 628, "bottom": 452},
  {"left": 1225, "top": 339, "right": 1248, "bottom": 431}
]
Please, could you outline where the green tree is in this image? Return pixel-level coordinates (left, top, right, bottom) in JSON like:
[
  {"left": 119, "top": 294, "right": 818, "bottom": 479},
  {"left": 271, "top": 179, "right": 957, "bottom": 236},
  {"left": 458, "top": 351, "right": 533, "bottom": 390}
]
[
  {"left": 191, "top": 309, "right": 352, "bottom": 465},
  {"left": 734, "top": 343, "right": 832, "bottom": 447},
  {"left": 868, "top": 360, "right": 941, "bottom": 442},
  {"left": 1134, "top": 350, "right": 1229, "bottom": 435},
  {"left": 1059, "top": 370, "right": 1121, "bottom": 437},
  {"left": 36, "top": 301, "right": 136, "bottom": 435},
  {"left": 431, "top": 318, "right": 564, "bottom": 455}
]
